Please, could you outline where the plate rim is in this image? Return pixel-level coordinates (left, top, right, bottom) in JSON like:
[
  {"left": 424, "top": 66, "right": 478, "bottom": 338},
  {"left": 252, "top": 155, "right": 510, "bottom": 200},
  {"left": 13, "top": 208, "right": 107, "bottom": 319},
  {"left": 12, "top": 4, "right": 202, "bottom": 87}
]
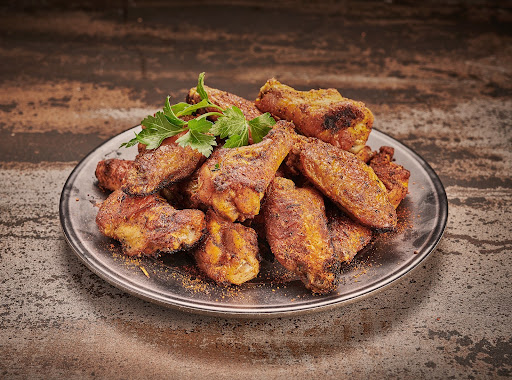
[{"left": 59, "top": 126, "right": 448, "bottom": 318}]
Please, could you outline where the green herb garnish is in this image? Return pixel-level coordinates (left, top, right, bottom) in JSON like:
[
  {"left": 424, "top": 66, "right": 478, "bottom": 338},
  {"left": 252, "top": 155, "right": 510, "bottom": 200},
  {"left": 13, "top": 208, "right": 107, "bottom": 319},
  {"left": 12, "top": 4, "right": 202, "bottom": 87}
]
[{"left": 120, "top": 72, "right": 276, "bottom": 157}]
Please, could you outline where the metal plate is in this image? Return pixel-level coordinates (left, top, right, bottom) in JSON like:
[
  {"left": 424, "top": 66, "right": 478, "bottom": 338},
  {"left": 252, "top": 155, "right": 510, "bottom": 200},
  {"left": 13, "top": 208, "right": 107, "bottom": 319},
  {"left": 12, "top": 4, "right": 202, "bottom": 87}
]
[{"left": 59, "top": 127, "right": 448, "bottom": 317}]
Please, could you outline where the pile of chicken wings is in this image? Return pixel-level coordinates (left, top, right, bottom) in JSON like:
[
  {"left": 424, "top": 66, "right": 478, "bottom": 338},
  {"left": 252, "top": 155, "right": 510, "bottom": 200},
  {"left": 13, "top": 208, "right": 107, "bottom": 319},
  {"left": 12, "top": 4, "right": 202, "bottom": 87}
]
[{"left": 95, "top": 79, "right": 410, "bottom": 294}]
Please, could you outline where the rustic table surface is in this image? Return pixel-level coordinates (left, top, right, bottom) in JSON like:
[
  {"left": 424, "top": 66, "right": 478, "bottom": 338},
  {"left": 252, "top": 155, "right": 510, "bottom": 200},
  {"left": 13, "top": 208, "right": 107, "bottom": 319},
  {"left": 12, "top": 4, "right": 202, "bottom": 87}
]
[{"left": 1, "top": 1, "right": 511, "bottom": 379}]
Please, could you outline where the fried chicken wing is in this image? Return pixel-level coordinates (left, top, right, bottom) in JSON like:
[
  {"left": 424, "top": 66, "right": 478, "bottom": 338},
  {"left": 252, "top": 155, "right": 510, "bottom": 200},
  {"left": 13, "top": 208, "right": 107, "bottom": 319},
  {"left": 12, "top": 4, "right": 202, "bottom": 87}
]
[
  {"left": 263, "top": 177, "right": 339, "bottom": 294},
  {"left": 370, "top": 146, "right": 410, "bottom": 209},
  {"left": 96, "top": 190, "right": 206, "bottom": 256},
  {"left": 327, "top": 206, "right": 373, "bottom": 264},
  {"left": 95, "top": 158, "right": 135, "bottom": 192},
  {"left": 122, "top": 134, "right": 204, "bottom": 196},
  {"left": 193, "top": 210, "right": 260, "bottom": 285},
  {"left": 255, "top": 78, "right": 373, "bottom": 153},
  {"left": 297, "top": 138, "right": 397, "bottom": 230},
  {"left": 194, "top": 121, "right": 294, "bottom": 222},
  {"left": 355, "top": 145, "right": 375, "bottom": 164},
  {"left": 187, "top": 85, "right": 262, "bottom": 121}
]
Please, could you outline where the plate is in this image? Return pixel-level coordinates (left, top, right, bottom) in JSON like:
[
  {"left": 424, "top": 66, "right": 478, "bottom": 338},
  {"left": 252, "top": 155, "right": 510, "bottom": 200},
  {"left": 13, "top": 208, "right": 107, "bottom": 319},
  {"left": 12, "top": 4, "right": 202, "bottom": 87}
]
[{"left": 59, "top": 126, "right": 448, "bottom": 317}]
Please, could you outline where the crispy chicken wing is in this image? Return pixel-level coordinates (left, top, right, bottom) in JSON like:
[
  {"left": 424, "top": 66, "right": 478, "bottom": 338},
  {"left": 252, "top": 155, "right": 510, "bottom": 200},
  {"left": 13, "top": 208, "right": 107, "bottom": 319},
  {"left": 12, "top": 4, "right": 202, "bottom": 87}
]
[
  {"left": 297, "top": 138, "right": 397, "bottom": 230},
  {"left": 95, "top": 158, "right": 135, "bottom": 192},
  {"left": 255, "top": 78, "right": 373, "bottom": 153},
  {"left": 355, "top": 145, "right": 375, "bottom": 164},
  {"left": 193, "top": 210, "right": 260, "bottom": 285},
  {"left": 187, "top": 85, "right": 263, "bottom": 121},
  {"left": 96, "top": 190, "right": 206, "bottom": 256},
  {"left": 122, "top": 135, "right": 204, "bottom": 196},
  {"left": 370, "top": 146, "right": 410, "bottom": 209},
  {"left": 263, "top": 177, "right": 339, "bottom": 294},
  {"left": 194, "top": 121, "right": 294, "bottom": 222},
  {"left": 327, "top": 206, "right": 373, "bottom": 264}
]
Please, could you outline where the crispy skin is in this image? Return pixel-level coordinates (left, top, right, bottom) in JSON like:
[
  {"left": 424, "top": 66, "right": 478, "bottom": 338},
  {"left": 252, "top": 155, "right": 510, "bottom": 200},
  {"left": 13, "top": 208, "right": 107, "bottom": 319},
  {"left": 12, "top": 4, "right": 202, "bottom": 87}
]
[
  {"left": 355, "top": 145, "right": 375, "bottom": 164},
  {"left": 95, "top": 159, "right": 135, "bottom": 192},
  {"left": 194, "top": 121, "right": 294, "bottom": 222},
  {"left": 96, "top": 190, "right": 206, "bottom": 256},
  {"left": 298, "top": 138, "right": 397, "bottom": 229},
  {"left": 264, "top": 177, "right": 339, "bottom": 294},
  {"left": 327, "top": 206, "right": 373, "bottom": 264},
  {"left": 187, "top": 85, "right": 262, "bottom": 121},
  {"left": 255, "top": 78, "right": 373, "bottom": 153},
  {"left": 122, "top": 135, "right": 204, "bottom": 196},
  {"left": 193, "top": 210, "right": 260, "bottom": 285},
  {"left": 370, "top": 146, "right": 410, "bottom": 209}
]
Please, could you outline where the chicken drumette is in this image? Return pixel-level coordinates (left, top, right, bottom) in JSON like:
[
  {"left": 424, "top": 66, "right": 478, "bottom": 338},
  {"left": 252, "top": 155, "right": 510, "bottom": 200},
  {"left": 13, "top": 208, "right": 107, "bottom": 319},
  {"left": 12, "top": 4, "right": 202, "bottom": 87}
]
[
  {"left": 193, "top": 210, "right": 260, "bottom": 286},
  {"left": 255, "top": 78, "right": 373, "bottom": 153},
  {"left": 96, "top": 190, "right": 206, "bottom": 256},
  {"left": 295, "top": 137, "right": 397, "bottom": 230},
  {"left": 327, "top": 206, "right": 373, "bottom": 264},
  {"left": 193, "top": 121, "right": 294, "bottom": 222},
  {"left": 263, "top": 177, "right": 339, "bottom": 294},
  {"left": 122, "top": 134, "right": 204, "bottom": 196},
  {"left": 95, "top": 158, "right": 135, "bottom": 192}
]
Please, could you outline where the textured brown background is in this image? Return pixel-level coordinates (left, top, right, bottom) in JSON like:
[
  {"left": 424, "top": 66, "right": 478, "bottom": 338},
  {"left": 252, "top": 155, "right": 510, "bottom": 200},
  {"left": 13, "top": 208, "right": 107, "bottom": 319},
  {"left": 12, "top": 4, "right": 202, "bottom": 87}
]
[{"left": 1, "top": 1, "right": 511, "bottom": 378}]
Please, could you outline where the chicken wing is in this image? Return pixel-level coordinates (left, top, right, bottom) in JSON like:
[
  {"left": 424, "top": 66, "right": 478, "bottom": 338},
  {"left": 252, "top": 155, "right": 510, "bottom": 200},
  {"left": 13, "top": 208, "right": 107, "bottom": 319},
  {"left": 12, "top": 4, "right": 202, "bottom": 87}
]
[
  {"left": 193, "top": 121, "right": 294, "bottom": 222},
  {"left": 187, "top": 85, "right": 263, "bottom": 121},
  {"left": 255, "top": 78, "right": 373, "bottom": 153},
  {"left": 327, "top": 206, "right": 373, "bottom": 264},
  {"left": 297, "top": 138, "right": 397, "bottom": 230},
  {"left": 122, "top": 134, "right": 204, "bottom": 196},
  {"left": 369, "top": 146, "right": 410, "bottom": 209},
  {"left": 95, "top": 158, "right": 135, "bottom": 192},
  {"left": 193, "top": 210, "right": 260, "bottom": 285},
  {"left": 355, "top": 145, "right": 375, "bottom": 164},
  {"left": 96, "top": 190, "right": 206, "bottom": 256},
  {"left": 263, "top": 177, "right": 339, "bottom": 294}
]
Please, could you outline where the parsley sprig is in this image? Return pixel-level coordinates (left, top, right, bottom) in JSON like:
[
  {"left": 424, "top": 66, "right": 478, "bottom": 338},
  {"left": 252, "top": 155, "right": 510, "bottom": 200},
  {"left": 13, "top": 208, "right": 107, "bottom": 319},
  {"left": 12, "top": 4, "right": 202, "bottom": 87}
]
[{"left": 121, "top": 73, "right": 276, "bottom": 157}]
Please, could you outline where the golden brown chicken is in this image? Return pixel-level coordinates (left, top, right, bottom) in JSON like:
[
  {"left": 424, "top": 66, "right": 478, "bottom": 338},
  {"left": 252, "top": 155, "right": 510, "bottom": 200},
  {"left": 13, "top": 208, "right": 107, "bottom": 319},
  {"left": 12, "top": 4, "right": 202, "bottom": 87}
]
[
  {"left": 255, "top": 78, "right": 373, "bottom": 153},
  {"left": 296, "top": 138, "right": 397, "bottom": 230},
  {"left": 370, "top": 146, "right": 410, "bottom": 209},
  {"left": 355, "top": 146, "right": 375, "bottom": 164},
  {"left": 193, "top": 121, "right": 294, "bottom": 222},
  {"left": 263, "top": 177, "right": 339, "bottom": 294},
  {"left": 327, "top": 206, "right": 373, "bottom": 264},
  {"left": 193, "top": 210, "right": 260, "bottom": 285},
  {"left": 122, "top": 135, "right": 204, "bottom": 196},
  {"left": 95, "top": 158, "right": 135, "bottom": 192},
  {"left": 96, "top": 190, "right": 206, "bottom": 256},
  {"left": 187, "top": 85, "right": 263, "bottom": 121}
]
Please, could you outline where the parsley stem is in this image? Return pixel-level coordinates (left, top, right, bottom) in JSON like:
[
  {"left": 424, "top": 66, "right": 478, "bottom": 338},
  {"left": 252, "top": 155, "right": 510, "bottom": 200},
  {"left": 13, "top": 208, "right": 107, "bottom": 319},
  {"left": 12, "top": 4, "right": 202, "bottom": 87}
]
[
  {"left": 196, "top": 112, "right": 224, "bottom": 120},
  {"left": 208, "top": 104, "right": 225, "bottom": 112}
]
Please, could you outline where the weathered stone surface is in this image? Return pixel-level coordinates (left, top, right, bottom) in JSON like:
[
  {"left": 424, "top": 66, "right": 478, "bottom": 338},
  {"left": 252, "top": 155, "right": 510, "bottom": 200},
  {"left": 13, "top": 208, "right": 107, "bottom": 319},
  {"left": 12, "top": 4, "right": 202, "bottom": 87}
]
[{"left": 1, "top": 2, "right": 511, "bottom": 379}]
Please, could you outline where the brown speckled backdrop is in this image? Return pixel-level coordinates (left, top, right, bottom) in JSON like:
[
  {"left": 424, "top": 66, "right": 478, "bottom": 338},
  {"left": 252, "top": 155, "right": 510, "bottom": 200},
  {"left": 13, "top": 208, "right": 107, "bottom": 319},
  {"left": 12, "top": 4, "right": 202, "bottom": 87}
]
[{"left": 1, "top": 1, "right": 511, "bottom": 378}]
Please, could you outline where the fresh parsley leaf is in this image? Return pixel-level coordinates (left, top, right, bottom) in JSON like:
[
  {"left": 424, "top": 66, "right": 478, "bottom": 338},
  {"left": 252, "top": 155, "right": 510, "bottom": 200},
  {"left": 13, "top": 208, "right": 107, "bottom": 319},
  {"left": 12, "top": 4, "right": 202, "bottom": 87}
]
[
  {"left": 248, "top": 112, "right": 276, "bottom": 143},
  {"left": 139, "top": 111, "right": 186, "bottom": 149},
  {"left": 223, "top": 134, "right": 248, "bottom": 148},
  {"left": 120, "top": 72, "right": 275, "bottom": 156},
  {"left": 210, "top": 107, "right": 274, "bottom": 146},
  {"left": 176, "top": 129, "right": 217, "bottom": 157},
  {"left": 163, "top": 96, "right": 187, "bottom": 126},
  {"left": 171, "top": 102, "right": 191, "bottom": 114},
  {"left": 196, "top": 72, "right": 209, "bottom": 101},
  {"left": 188, "top": 117, "right": 213, "bottom": 133},
  {"left": 210, "top": 106, "right": 247, "bottom": 139},
  {"left": 120, "top": 133, "right": 139, "bottom": 148},
  {"left": 176, "top": 99, "right": 211, "bottom": 117}
]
